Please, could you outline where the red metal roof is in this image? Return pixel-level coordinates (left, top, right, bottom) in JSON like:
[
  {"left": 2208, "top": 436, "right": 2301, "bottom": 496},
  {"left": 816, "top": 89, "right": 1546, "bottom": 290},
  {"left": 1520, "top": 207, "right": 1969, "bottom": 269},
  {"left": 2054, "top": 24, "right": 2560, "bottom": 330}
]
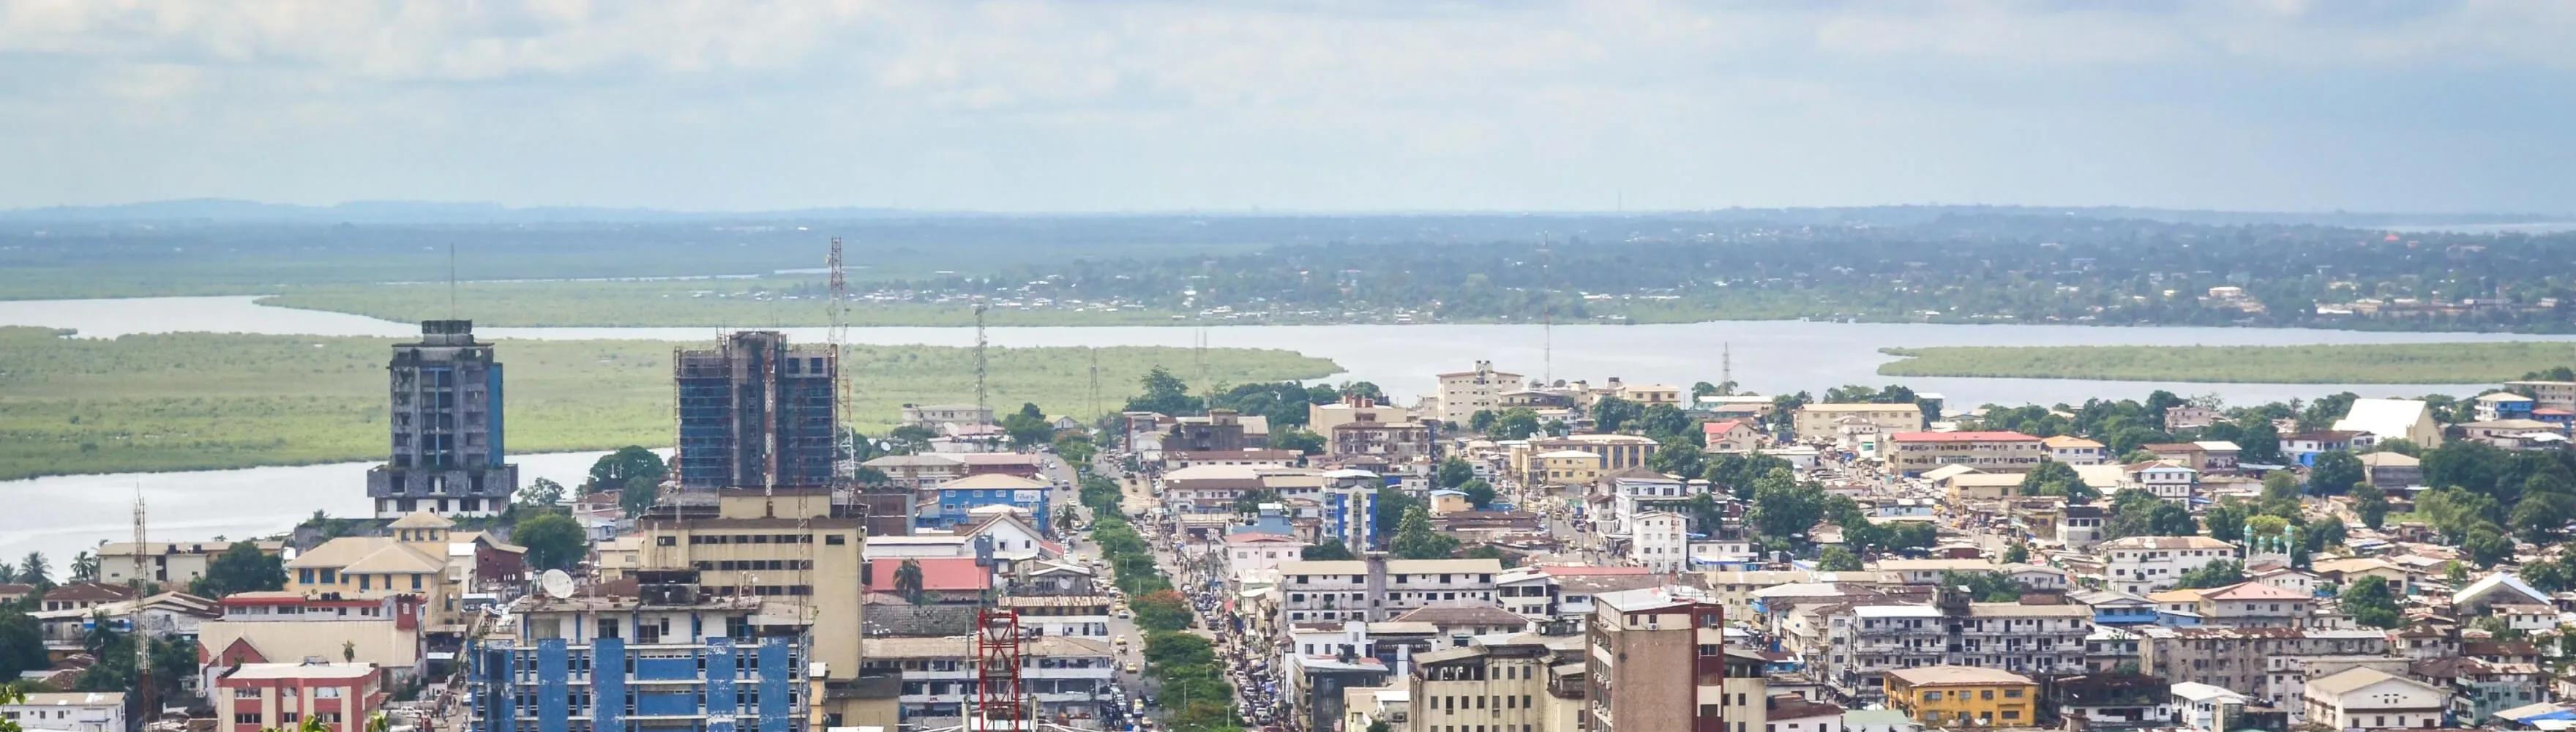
[
  {"left": 866, "top": 557, "right": 993, "bottom": 592},
  {"left": 1888, "top": 431, "right": 2040, "bottom": 443}
]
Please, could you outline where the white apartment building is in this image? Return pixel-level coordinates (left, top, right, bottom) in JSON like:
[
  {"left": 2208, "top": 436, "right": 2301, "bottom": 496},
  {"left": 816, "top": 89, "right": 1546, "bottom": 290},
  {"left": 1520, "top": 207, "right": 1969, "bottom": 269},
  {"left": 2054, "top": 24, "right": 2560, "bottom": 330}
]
[
  {"left": 1, "top": 692, "right": 124, "bottom": 732},
  {"left": 1229, "top": 534, "right": 1312, "bottom": 578},
  {"left": 860, "top": 635, "right": 1115, "bottom": 725},
  {"left": 1277, "top": 559, "right": 1504, "bottom": 624},
  {"left": 2099, "top": 536, "right": 2238, "bottom": 596},
  {"left": 1630, "top": 512, "right": 1690, "bottom": 572},
  {"left": 1435, "top": 361, "right": 1525, "bottom": 425},
  {"left": 1812, "top": 597, "right": 2094, "bottom": 703},
  {"left": 1793, "top": 403, "right": 1924, "bottom": 443},
  {"left": 2042, "top": 436, "right": 2108, "bottom": 466},
  {"left": 2128, "top": 461, "right": 2200, "bottom": 503}
]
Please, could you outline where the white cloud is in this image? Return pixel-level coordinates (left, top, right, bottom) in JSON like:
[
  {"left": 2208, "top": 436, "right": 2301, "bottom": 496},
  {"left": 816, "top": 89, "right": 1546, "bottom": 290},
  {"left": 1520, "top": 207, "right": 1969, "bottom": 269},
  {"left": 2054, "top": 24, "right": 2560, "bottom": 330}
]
[{"left": 0, "top": 1, "right": 2569, "bottom": 211}]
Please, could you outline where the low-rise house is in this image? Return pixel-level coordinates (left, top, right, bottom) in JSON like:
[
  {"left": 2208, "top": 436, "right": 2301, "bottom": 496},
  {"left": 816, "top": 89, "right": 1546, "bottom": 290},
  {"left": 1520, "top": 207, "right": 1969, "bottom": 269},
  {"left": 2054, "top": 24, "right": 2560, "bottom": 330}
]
[
  {"left": 198, "top": 592, "right": 426, "bottom": 689},
  {"left": 1794, "top": 403, "right": 1925, "bottom": 444},
  {"left": 2051, "top": 673, "right": 2176, "bottom": 729},
  {"left": 2281, "top": 431, "right": 2367, "bottom": 466},
  {"left": 1766, "top": 695, "right": 1845, "bottom": 732},
  {"left": 2192, "top": 581, "right": 2312, "bottom": 628},
  {"left": 1704, "top": 419, "right": 1764, "bottom": 454},
  {"left": 2453, "top": 572, "right": 2550, "bottom": 616},
  {"left": 2043, "top": 436, "right": 2108, "bottom": 466},
  {"left": 33, "top": 582, "right": 134, "bottom": 613},
  {"left": 2332, "top": 398, "right": 2445, "bottom": 449},
  {"left": 2302, "top": 668, "right": 2446, "bottom": 731},
  {"left": 2171, "top": 682, "right": 2249, "bottom": 732},
  {"left": 2477, "top": 392, "right": 2538, "bottom": 422},
  {"left": 861, "top": 454, "right": 967, "bottom": 490},
  {"left": 1883, "top": 665, "right": 2040, "bottom": 728},
  {"left": 2311, "top": 556, "right": 2412, "bottom": 596},
  {"left": 2355, "top": 452, "right": 2423, "bottom": 489},
  {"left": 0, "top": 692, "right": 124, "bottom": 732},
  {"left": 1227, "top": 533, "right": 1311, "bottom": 578},
  {"left": 96, "top": 539, "right": 287, "bottom": 588},
  {"left": 2409, "top": 655, "right": 2543, "bottom": 722}
]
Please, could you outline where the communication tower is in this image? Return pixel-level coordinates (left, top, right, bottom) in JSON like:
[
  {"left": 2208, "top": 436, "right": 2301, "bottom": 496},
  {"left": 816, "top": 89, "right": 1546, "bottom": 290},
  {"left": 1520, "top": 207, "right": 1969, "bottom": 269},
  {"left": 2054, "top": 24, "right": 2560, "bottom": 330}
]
[
  {"left": 970, "top": 608, "right": 1029, "bottom": 730},
  {"left": 974, "top": 299, "right": 990, "bottom": 416}
]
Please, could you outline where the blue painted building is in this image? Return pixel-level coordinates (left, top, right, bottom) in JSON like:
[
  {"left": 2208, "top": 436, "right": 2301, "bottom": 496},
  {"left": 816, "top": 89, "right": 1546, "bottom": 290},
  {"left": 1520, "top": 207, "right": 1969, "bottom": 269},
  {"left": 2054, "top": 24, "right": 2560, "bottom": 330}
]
[
  {"left": 470, "top": 586, "right": 808, "bottom": 732},
  {"left": 919, "top": 474, "right": 1053, "bottom": 534}
]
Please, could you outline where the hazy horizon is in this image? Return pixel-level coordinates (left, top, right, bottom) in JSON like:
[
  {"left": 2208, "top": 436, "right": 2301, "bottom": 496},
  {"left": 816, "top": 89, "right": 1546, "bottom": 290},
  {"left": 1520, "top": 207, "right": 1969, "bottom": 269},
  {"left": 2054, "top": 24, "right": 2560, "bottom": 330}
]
[{"left": 7, "top": 1, "right": 2573, "bottom": 214}]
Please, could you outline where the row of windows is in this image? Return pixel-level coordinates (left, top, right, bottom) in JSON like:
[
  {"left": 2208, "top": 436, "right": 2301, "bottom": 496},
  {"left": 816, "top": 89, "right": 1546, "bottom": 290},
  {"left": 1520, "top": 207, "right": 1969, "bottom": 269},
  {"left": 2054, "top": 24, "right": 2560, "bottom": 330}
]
[
  {"left": 692, "top": 559, "right": 813, "bottom": 572},
  {"left": 1429, "top": 694, "right": 1534, "bottom": 712},
  {"left": 686, "top": 534, "right": 820, "bottom": 545}
]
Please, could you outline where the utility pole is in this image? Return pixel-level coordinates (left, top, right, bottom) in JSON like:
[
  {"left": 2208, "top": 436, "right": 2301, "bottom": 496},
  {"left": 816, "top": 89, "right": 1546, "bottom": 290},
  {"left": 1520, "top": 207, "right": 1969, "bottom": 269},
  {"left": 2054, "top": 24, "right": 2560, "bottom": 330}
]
[
  {"left": 1721, "top": 341, "right": 1733, "bottom": 394},
  {"left": 974, "top": 299, "right": 990, "bottom": 418}
]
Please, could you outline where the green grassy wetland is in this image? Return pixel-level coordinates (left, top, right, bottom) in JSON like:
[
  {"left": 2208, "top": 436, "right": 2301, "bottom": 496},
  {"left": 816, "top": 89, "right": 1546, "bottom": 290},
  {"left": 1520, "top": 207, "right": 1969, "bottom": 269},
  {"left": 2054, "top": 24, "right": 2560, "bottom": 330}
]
[
  {"left": 1876, "top": 343, "right": 2576, "bottom": 384},
  {"left": 0, "top": 326, "right": 1336, "bottom": 480}
]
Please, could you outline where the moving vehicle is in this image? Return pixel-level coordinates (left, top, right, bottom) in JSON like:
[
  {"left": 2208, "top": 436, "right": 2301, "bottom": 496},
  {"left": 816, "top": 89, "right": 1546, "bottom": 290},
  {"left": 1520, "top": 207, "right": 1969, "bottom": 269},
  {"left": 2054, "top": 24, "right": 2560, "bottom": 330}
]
[{"left": 1126, "top": 662, "right": 1140, "bottom": 674}]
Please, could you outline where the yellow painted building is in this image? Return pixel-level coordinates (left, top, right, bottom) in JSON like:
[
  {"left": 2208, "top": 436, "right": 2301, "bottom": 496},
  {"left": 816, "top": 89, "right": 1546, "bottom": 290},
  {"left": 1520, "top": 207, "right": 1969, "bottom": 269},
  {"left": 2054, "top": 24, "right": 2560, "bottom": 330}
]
[
  {"left": 1522, "top": 449, "right": 1604, "bottom": 487},
  {"left": 285, "top": 512, "right": 456, "bottom": 630},
  {"left": 1885, "top": 665, "right": 2040, "bottom": 727}
]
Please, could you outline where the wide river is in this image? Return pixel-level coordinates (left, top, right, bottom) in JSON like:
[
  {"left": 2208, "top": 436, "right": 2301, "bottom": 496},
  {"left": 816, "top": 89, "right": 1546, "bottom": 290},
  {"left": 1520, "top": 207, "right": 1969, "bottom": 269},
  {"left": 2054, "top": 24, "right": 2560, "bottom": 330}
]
[{"left": 5, "top": 295, "right": 2572, "bottom": 568}]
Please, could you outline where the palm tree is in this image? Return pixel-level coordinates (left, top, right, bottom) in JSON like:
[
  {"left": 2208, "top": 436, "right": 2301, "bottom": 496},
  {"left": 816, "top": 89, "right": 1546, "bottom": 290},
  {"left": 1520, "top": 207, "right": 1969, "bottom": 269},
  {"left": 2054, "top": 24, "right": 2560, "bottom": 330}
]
[
  {"left": 342, "top": 640, "right": 356, "bottom": 662},
  {"left": 69, "top": 552, "right": 97, "bottom": 583},
  {"left": 894, "top": 559, "right": 926, "bottom": 604},
  {"left": 1057, "top": 506, "right": 1082, "bottom": 532},
  {"left": 17, "top": 553, "right": 48, "bottom": 586}
]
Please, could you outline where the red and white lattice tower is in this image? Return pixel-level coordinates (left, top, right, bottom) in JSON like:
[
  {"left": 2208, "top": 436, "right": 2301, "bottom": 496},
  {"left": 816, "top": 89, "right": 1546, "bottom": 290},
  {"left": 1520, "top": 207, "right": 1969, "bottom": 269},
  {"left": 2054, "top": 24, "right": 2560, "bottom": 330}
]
[{"left": 971, "top": 608, "right": 1028, "bottom": 731}]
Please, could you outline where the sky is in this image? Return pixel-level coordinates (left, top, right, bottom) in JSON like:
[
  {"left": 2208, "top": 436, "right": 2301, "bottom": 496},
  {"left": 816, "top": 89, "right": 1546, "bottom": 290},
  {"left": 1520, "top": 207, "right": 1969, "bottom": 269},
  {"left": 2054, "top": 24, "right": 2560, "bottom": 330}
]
[{"left": 3, "top": 1, "right": 2573, "bottom": 214}]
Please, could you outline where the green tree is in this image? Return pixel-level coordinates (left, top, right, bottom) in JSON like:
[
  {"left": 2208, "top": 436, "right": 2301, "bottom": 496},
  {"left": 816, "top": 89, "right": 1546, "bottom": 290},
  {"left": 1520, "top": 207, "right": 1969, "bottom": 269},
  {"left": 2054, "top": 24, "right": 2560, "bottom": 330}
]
[
  {"left": 1001, "top": 411, "right": 1055, "bottom": 448},
  {"left": 1436, "top": 458, "right": 1475, "bottom": 489},
  {"left": 1592, "top": 397, "right": 1641, "bottom": 433},
  {"left": 894, "top": 559, "right": 926, "bottom": 604},
  {"left": 2174, "top": 560, "right": 2244, "bottom": 589},
  {"left": 517, "top": 477, "right": 567, "bottom": 508},
  {"left": 68, "top": 551, "right": 97, "bottom": 583},
  {"left": 2018, "top": 461, "right": 2098, "bottom": 504},
  {"left": 1053, "top": 433, "right": 1098, "bottom": 466},
  {"left": 2261, "top": 470, "right": 2301, "bottom": 504},
  {"left": 0, "top": 610, "right": 45, "bottom": 681},
  {"left": 1492, "top": 408, "right": 1543, "bottom": 440},
  {"left": 514, "top": 513, "right": 588, "bottom": 572},
  {"left": 2204, "top": 500, "right": 2250, "bottom": 542},
  {"left": 1390, "top": 507, "right": 1461, "bottom": 559},
  {"left": 1269, "top": 428, "right": 1326, "bottom": 455},
  {"left": 1459, "top": 479, "right": 1497, "bottom": 509},
  {"left": 618, "top": 474, "right": 660, "bottom": 518},
  {"left": 1469, "top": 410, "right": 1498, "bottom": 433},
  {"left": 14, "top": 554, "right": 46, "bottom": 587},
  {"left": 1816, "top": 547, "right": 1862, "bottom": 572},
  {"left": 1133, "top": 589, "right": 1194, "bottom": 632},
  {"left": 1747, "top": 468, "right": 1824, "bottom": 545},
  {"left": 888, "top": 425, "right": 937, "bottom": 453},
  {"left": 2463, "top": 526, "right": 2513, "bottom": 567},
  {"left": 1125, "top": 367, "right": 1202, "bottom": 416},
  {"left": 1939, "top": 571, "right": 2028, "bottom": 602},
  {"left": 1636, "top": 404, "right": 1694, "bottom": 441},
  {"left": 585, "top": 446, "right": 667, "bottom": 491},
  {"left": 193, "top": 541, "right": 288, "bottom": 597},
  {"left": 1647, "top": 436, "right": 1705, "bottom": 478},
  {"left": 2351, "top": 483, "right": 2390, "bottom": 529},
  {"left": 1372, "top": 487, "right": 1420, "bottom": 548},
  {"left": 2104, "top": 489, "right": 2198, "bottom": 539},
  {"left": 2342, "top": 575, "right": 2403, "bottom": 628},
  {"left": 2235, "top": 420, "right": 2283, "bottom": 465},
  {"left": 2309, "top": 450, "right": 2365, "bottom": 496},
  {"left": 1301, "top": 540, "right": 1356, "bottom": 561}
]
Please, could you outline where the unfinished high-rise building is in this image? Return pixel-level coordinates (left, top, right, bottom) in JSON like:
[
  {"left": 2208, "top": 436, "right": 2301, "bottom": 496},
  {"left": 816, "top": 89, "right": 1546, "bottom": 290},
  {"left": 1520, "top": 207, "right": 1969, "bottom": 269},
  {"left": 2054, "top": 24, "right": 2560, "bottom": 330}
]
[
  {"left": 675, "top": 330, "right": 838, "bottom": 490},
  {"left": 367, "top": 319, "right": 517, "bottom": 518}
]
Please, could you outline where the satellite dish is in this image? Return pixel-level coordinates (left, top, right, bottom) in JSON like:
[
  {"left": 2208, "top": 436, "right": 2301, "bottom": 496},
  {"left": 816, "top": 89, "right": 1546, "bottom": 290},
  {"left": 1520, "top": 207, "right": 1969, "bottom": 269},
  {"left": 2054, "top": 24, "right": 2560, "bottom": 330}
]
[{"left": 540, "top": 569, "right": 574, "bottom": 600}]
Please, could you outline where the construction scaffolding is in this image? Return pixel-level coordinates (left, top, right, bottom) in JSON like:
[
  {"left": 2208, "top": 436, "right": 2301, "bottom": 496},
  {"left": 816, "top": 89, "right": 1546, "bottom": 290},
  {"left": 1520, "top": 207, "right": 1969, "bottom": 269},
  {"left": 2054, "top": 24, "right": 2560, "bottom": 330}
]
[{"left": 673, "top": 331, "right": 839, "bottom": 490}]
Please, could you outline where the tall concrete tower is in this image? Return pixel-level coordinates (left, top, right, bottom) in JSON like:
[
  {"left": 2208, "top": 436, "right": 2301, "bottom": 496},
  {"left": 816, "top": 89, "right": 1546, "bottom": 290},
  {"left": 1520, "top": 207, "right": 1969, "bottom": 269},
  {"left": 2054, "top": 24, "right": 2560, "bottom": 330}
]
[
  {"left": 367, "top": 319, "right": 517, "bottom": 518},
  {"left": 673, "top": 331, "right": 838, "bottom": 490}
]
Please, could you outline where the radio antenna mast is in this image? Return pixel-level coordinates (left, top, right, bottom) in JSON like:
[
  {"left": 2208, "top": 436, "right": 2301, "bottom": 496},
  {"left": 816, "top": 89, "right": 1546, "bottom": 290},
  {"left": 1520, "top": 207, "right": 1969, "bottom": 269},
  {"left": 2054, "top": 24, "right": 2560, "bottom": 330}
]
[{"left": 973, "top": 299, "right": 990, "bottom": 417}]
